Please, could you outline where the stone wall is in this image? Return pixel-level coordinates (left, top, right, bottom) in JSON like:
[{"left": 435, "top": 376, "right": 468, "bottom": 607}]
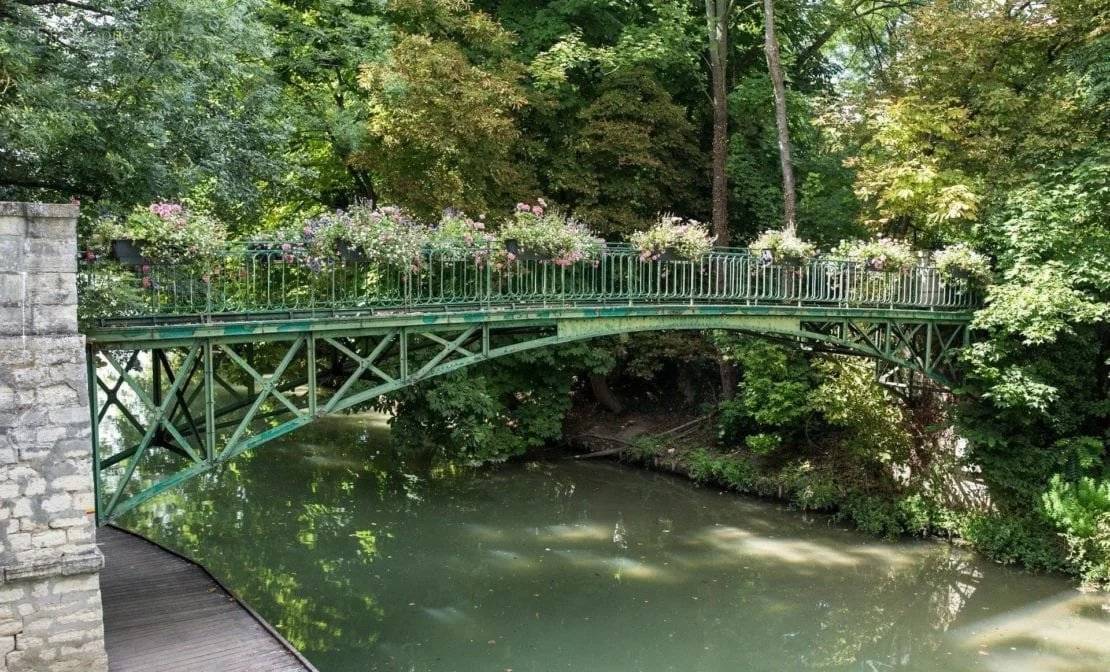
[{"left": 0, "top": 203, "right": 108, "bottom": 671}]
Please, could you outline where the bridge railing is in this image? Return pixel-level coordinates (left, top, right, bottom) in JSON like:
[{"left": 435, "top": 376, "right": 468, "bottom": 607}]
[{"left": 78, "top": 243, "right": 978, "bottom": 325}]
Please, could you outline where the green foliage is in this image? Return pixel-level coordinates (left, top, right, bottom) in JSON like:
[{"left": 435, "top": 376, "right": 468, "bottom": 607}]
[
  {"left": 959, "top": 513, "right": 1066, "bottom": 572},
  {"left": 383, "top": 341, "right": 613, "bottom": 464},
  {"left": 1044, "top": 476, "right": 1110, "bottom": 587},
  {"left": 1, "top": 0, "right": 287, "bottom": 223},
  {"left": 355, "top": 17, "right": 529, "bottom": 218},
  {"left": 715, "top": 338, "right": 816, "bottom": 443},
  {"left": 547, "top": 69, "right": 704, "bottom": 236},
  {"left": 258, "top": 0, "right": 391, "bottom": 211},
  {"left": 743, "top": 433, "right": 782, "bottom": 456},
  {"left": 629, "top": 215, "right": 713, "bottom": 261},
  {"left": 810, "top": 357, "right": 911, "bottom": 468}
]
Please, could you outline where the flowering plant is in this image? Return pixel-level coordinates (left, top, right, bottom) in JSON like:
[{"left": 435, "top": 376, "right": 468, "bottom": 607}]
[
  {"left": 630, "top": 215, "right": 714, "bottom": 261},
  {"left": 427, "top": 210, "right": 495, "bottom": 261},
  {"left": 832, "top": 237, "right": 915, "bottom": 272},
  {"left": 933, "top": 243, "right": 991, "bottom": 284},
  {"left": 91, "top": 202, "right": 227, "bottom": 262},
  {"left": 749, "top": 229, "right": 817, "bottom": 264},
  {"left": 304, "top": 203, "right": 425, "bottom": 270},
  {"left": 498, "top": 201, "right": 602, "bottom": 266}
]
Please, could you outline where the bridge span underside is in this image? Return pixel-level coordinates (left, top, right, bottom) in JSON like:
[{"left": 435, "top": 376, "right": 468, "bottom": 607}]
[{"left": 85, "top": 302, "right": 970, "bottom": 524}]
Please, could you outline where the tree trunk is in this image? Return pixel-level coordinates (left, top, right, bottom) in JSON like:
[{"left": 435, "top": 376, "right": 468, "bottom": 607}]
[
  {"left": 718, "top": 361, "right": 738, "bottom": 401},
  {"left": 706, "top": 0, "right": 730, "bottom": 247},
  {"left": 589, "top": 372, "right": 624, "bottom": 415},
  {"left": 763, "top": 0, "right": 797, "bottom": 234}
]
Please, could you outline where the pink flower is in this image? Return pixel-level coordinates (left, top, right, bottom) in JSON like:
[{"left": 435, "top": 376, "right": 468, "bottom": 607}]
[
  {"left": 516, "top": 203, "right": 530, "bottom": 212},
  {"left": 531, "top": 205, "right": 544, "bottom": 216},
  {"left": 507, "top": 252, "right": 517, "bottom": 261},
  {"left": 281, "top": 243, "right": 292, "bottom": 252},
  {"left": 149, "top": 202, "right": 183, "bottom": 219}
]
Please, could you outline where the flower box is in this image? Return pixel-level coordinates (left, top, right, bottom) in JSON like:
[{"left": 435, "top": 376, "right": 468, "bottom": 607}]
[
  {"left": 504, "top": 238, "right": 543, "bottom": 262},
  {"left": 632, "top": 216, "right": 713, "bottom": 262},
  {"left": 336, "top": 240, "right": 367, "bottom": 263},
  {"left": 655, "top": 247, "right": 679, "bottom": 262},
  {"left": 110, "top": 239, "right": 149, "bottom": 266}
]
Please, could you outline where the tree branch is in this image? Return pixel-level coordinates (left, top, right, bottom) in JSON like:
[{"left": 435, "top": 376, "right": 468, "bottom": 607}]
[{"left": 11, "top": 0, "right": 113, "bottom": 15}]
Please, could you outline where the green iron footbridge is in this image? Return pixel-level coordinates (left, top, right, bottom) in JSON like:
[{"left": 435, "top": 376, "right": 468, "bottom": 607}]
[{"left": 80, "top": 244, "right": 978, "bottom": 523}]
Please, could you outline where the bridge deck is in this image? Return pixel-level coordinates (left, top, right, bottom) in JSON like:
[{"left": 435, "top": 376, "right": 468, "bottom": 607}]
[{"left": 98, "top": 526, "right": 314, "bottom": 672}]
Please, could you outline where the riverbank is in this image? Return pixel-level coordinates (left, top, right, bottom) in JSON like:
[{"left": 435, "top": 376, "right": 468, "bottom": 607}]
[{"left": 562, "top": 405, "right": 1074, "bottom": 580}]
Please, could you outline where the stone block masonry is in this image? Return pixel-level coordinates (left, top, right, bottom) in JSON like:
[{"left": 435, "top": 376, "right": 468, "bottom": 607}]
[{"left": 0, "top": 203, "right": 108, "bottom": 671}]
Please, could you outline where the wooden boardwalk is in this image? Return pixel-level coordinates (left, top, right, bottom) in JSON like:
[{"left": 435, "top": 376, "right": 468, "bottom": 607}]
[{"left": 98, "top": 526, "right": 315, "bottom": 672}]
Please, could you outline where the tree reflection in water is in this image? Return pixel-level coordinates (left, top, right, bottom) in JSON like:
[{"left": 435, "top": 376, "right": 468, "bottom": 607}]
[{"left": 117, "top": 415, "right": 1107, "bottom": 672}]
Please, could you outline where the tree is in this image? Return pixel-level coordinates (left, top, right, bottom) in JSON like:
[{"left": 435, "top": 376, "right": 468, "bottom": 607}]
[
  {"left": 848, "top": 0, "right": 1109, "bottom": 579},
  {"left": 705, "top": 0, "right": 731, "bottom": 245},
  {"left": 259, "top": 0, "right": 392, "bottom": 213},
  {"left": 0, "top": 0, "right": 286, "bottom": 223},
  {"left": 549, "top": 69, "right": 703, "bottom": 237},
  {"left": 352, "top": 1, "right": 530, "bottom": 218},
  {"left": 762, "top": 0, "right": 797, "bottom": 233}
]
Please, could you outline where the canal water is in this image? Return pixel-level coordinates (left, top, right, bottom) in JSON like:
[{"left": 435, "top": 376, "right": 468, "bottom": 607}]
[{"left": 119, "top": 414, "right": 1109, "bottom": 672}]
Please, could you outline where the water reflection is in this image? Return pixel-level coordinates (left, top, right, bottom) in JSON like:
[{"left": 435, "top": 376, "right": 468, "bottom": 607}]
[{"left": 119, "top": 414, "right": 1109, "bottom": 672}]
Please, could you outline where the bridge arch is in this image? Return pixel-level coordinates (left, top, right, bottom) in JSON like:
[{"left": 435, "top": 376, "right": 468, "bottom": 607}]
[{"left": 86, "top": 304, "right": 970, "bottom": 523}]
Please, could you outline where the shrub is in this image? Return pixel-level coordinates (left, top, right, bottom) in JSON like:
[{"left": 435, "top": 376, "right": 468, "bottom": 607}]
[
  {"left": 629, "top": 215, "right": 714, "bottom": 261},
  {"left": 498, "top": 201, "right": 603, "bottom": 265},
  {"left": 1043, "top": 475, "right": 1110, "bottom": 587},
  {"left": 833, "top": 237, "right": 915, "bottom": 272},
  {"left": 960, "top": 513, "right": 1067, "bottom": 572},
  {"left": 744, "top": 432, "right": 782, "bottom": 455},
  {"left": 749, "top": 229, "right": 817, "bottom": 264},
  {"left": 92, "top": 202, "right": 227, "bottom": 262},
  {"left": 686, "top": 448, "right": 719, "bottom": 483},
  {"left": 837, "top": 494, "right": 905, "bottom": 538},
  {"left": 933, "top": 243, "right": 992, "bottom": 284}
]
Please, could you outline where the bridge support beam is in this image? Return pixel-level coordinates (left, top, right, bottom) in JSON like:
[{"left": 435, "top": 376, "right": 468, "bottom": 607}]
[{"left": 0, "top": 203, "right": 108, "bottom": 672}]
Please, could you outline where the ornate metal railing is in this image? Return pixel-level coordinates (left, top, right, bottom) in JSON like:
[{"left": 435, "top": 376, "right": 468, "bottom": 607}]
[{"left": 78, "top": 243, "right": 978, "bottom": 326}]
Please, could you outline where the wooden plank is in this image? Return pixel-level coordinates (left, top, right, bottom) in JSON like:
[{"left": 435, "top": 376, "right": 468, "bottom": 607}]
[{"left": 98, "top": 526, "right": 314, "bottom": 672}]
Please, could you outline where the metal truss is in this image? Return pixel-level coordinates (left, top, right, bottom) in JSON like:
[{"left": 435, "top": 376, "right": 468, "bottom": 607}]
[{"left": 87, "top": 305, "right": 972, "bottom": 523}]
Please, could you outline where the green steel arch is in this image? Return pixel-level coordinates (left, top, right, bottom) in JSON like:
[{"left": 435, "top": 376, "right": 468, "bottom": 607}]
[{"left": 81, "top": 246, "right": 976, "bottom": 523}]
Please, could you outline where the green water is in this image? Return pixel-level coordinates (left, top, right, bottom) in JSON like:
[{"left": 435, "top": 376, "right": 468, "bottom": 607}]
[{"left": 120, "top": 414, "right": 1110, "bottom": 672}]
